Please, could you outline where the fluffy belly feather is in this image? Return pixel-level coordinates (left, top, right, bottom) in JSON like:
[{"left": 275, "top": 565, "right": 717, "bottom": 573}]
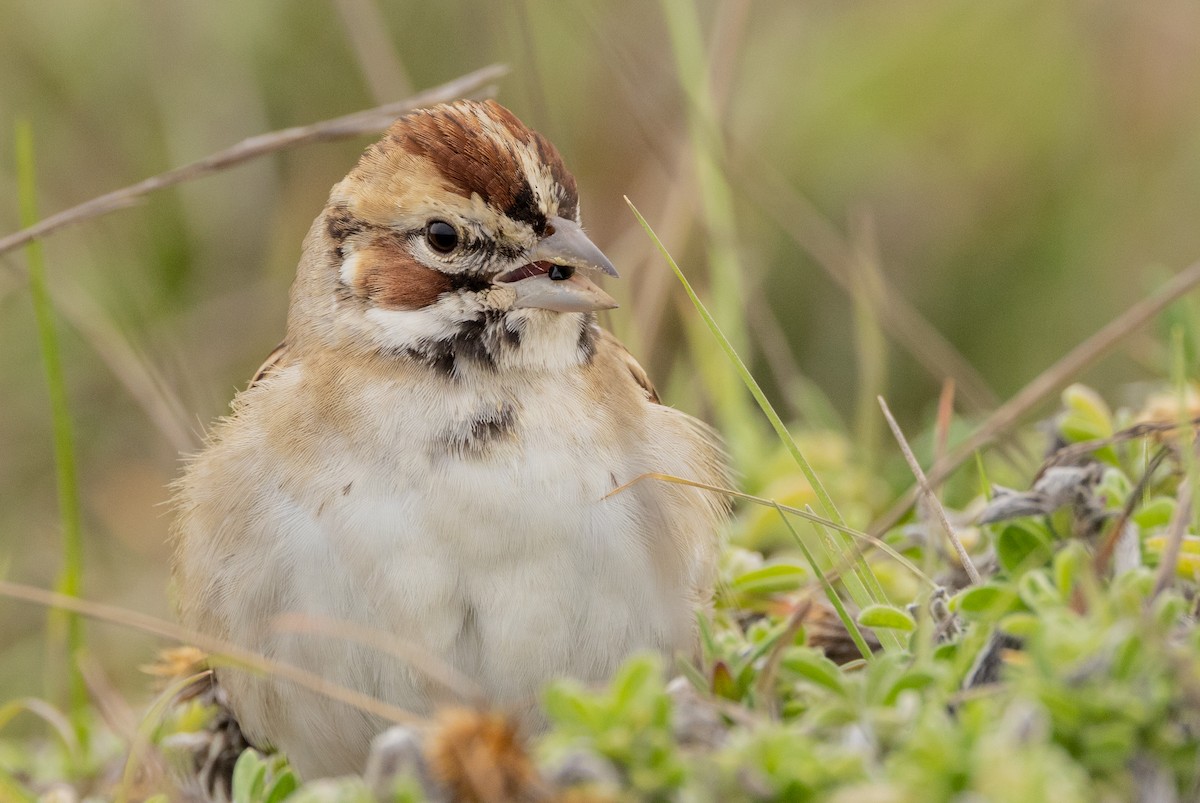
[{"left": 210, "top": 409, "right": 688, "bottom": 777}]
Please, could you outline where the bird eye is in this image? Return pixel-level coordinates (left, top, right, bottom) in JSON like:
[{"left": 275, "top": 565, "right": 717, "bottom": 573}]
[{"left": 425, "top": 220, "right": 459, "bottom": 254}]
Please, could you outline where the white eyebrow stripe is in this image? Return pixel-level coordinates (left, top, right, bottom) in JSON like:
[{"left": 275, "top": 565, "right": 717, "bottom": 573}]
[{"left": 340, "top": 250, "right": 363, "bottom": 288}]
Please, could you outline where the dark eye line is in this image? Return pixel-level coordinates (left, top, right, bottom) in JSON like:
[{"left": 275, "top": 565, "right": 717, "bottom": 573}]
[{"left": 402, "top": 211, "right": 548, "bottom": 271}]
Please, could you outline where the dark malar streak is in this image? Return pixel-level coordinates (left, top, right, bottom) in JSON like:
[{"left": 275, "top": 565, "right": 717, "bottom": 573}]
[{"left": 325, "top": 204, "right": 365, "bottom": 260}]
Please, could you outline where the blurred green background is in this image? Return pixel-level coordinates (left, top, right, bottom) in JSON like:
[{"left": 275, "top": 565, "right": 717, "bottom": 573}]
[{"left": 3, "top": 0, "right": 1200, "bottom": 711}]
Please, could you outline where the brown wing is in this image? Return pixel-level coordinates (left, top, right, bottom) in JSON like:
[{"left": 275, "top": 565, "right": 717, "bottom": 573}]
[
  {"left": 249, "top": 341, "right": 289, "bottom": 389},
  {"left": 596, "top": 328, "right": 660, "bottom": 404}
]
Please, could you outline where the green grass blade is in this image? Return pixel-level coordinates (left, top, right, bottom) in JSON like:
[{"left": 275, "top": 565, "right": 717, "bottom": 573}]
[
  {"left": 849, "top": 231, "right": 888, "bottom": 463},
  {"left": 626, "top": 197, "right": 902, "bottom": 651},
  {"left": 15, "top": 120, "right": 89, "bottom": 750},
  {"left": 0, "top": 770, "right": 36, "bottom": 803},
  {"left": 658, "top": 0, "right": 761, "bottom": 465},
  {"left": 777, "top": 505, "right": 875, "bottom": 661}
]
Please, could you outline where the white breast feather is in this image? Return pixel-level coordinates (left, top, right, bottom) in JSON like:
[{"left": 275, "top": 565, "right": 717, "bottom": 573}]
[{"left": 175, "top": 355, "right": 719, "bottom": 778}]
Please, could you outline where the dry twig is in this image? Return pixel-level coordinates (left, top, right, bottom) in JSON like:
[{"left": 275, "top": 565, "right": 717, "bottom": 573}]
[
  {"left": 1152, "top": 480, "right": 1193, "bottom": 600},
  {"left": 1094, "top": 447, "right": 1170, "bottom": 576},
  {"left": 879, "top": 396, "right": 982, "bottom": 584},
  {"left": 1153, "top": 439, "right": 1200, "bottom": 600},
  {"left": 754, "top": 595, "right": 813, "bottom": 712},
  {"left": 0, "top": 64, "right": 507, "bottom": 262},
  {"left": 0, "top": 580, "right": 423, "bottom": 726},
  {"left": 740, "top": 160, "right": 1001, "bottom": 415},
  {"left": 1045, "top": 417, "right": 1200, "bottom": 471},
  {"left": 272, "top": 612, "right": 484, "bottom": 706},
  {"left": 871, "top": 259, "right": 1200, "bottom": 536}
]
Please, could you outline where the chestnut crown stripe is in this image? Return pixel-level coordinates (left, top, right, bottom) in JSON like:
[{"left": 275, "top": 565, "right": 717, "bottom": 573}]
[{"left": 389, "top": 100, "right": 579, "bottom": 234}]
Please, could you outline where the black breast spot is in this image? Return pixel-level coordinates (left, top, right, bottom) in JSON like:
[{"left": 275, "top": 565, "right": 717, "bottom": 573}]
[{"left": 436, "top": 402, "right": 519, "bottom": 459}]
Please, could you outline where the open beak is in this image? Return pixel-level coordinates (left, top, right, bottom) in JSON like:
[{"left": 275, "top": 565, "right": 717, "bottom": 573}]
[{"left": 496, "top": 216, "right": 619, "bottom": 312}]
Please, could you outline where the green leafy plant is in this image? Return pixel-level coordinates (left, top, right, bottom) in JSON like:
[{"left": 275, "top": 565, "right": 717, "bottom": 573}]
[{"left": 231, "top": 749, "right": 299, "bottom": 803}]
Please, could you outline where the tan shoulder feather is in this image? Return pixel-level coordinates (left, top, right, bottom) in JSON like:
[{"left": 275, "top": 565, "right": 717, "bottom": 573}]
[
  {"left": 596, "top": 328, "right": 660, "bottom": 404},
  {"left": 249, "top": 342, "right": 290, "bottom": 389}
]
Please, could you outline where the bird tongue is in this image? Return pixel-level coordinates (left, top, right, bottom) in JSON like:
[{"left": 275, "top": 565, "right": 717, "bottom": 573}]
[{"left": 497, "top": 261, "right": 552, "bottom": 283}]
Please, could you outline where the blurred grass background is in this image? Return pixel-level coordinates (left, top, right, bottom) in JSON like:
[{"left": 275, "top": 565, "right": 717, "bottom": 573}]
[{"left": 3, "top": 0, "right": 1200, "bottom": 724}]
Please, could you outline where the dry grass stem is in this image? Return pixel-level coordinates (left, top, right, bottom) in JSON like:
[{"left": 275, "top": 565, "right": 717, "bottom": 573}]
[
  {"left": 114, "top": 671, "right": 205, "bottom": 803},
  {"left": 332, "top": 0, "right": 414, "bottom": 103},
  {"left": 0, "top": 581, "right": 425, "bottom": 726},
  {"left": 1153, "top": 442, "right": 1198, "bottom": 599},
  {"left": 272, "top": 612, "right": 485, "bottom": 707},
  {"left": 607, "top": 471, "right": 932, "bottom": 584},
  {"left": 52, "top": 281, "right": 196, "bottom": 452},
  {"left": 754, "top": 595, "right": 813, "bottom": 712},
  {"left": 872, "top": 259, "right": 1200, "bottom": 537},
  {"left": 742, "top": 162, "right": 1000, "bottom": 415},
  {"left": 0, "top": 698, "right": 79, "bottom": 758},
  {"left": 1152, "top": 491, "right": 1191, "bottom": 600},
  {"left": 0, "top": 64, "right": 507, "bottom": 261},
  {"left": 77, "top": 653, "right": 138, "bottom": 741},
  {"left": 932, "top": 259, "right": 1200, "bottom": 486},
  {"left": 1095, "top": 448, "right": 1170, "bottom": 575},
  {"left": 1046, "top": 418, "right": 1200, "bottom": 471},
  {"left": 935, "top": 379, "right": 956, "bottom": 464},
  {"left": 878, "top": 396, "right": 982, "bottom": 585}
]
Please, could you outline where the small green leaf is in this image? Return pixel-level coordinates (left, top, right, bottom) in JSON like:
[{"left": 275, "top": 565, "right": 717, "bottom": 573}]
[
  {"left": 264, "top": 769, "right": 298, "bottom": 803},
  {"left": 286, "top": 778, "right": 376, "bottom": 802},
  {"left": 696, "top": 612, "right": 717, "bottom": 661},
  {"left": 1112, "top": 567, "right": 1155, "bottom": 601},
  {"left": 883, "top": 669, "right": 937, "bottom": 704},
  {"left": 1053, "top": 540, "right": 1090, "bottom": 598},
  {"left": 674, "top": 655, "right": 709, "bottom": 693},
  {"left": 611, "top": 653, "right": 661, "bottom": 714},
  {"left": 1060, "top": 383, "right": 1113, "bottom": 441},
  {"left": 1150, "top": 592, "right": 1187, "bottom": 629},
  {"left": 711, "top": 660, "right": 739, "bottom": 701},
  {"left": 998, "top": 612, "right": 1040, "bottom": 638},
  {"left": 1059, "top": 384, "right": 1119, "bottom": 463},
  {"left": 543, "top": 682, "right": 598, "bottom": 730},
  {"left": 1097, "top": 467, "right": 1133, "bottom": 508},
  {"left": 996, "top": 521, "right": 1054, "bottom": 575},
  {"left": 933, "top": 642, "right": 958, "bottom": 662},
  {"left": 951, "top": 583, "right": 1021, "bottom": 619},
  {"left": 857, "top": 604, "right": 916, "bottom": 631},
  {"left": 781, "top": 648, "right": 846, "bottom": 695},
  {"left": 1133, "top": 496, "right": 1175, "bottom": 529},
  {"left": 1017, "top": 570, "right": 1062, "bottom": 610},
  {"left": 730, "top": 563, "right": 808, "bottom": 597},
  {"left": 231, "top": 748, "right": 267, "bottom": 803}
]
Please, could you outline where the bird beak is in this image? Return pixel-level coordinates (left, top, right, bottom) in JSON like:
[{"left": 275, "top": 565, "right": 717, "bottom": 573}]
[
  {"left": 532, "top": 217, "right": 619, "bottom": 279},
  {"left": 498, "top": 216, "right": 619, "bottom": 313}
]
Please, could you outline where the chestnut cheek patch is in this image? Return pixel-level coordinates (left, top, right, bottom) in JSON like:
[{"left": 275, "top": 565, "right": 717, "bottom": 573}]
[{"left": 354, "top": 238, "right": 454, "bottom": 310}]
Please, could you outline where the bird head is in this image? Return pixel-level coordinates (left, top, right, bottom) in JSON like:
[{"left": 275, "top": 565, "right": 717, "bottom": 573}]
[{"left": 288, "top": 99, "right": 618, "bottom": 375}]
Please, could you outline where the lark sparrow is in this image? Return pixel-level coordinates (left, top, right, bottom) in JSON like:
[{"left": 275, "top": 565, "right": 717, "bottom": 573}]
[{"left": 171, "top": 99, "right": 729, "bottom": 779}]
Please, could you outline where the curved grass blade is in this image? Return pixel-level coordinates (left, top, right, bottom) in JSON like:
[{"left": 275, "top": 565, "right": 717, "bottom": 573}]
[{"left": 625, "top": 198, "right": 901, "bottom": 651}]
